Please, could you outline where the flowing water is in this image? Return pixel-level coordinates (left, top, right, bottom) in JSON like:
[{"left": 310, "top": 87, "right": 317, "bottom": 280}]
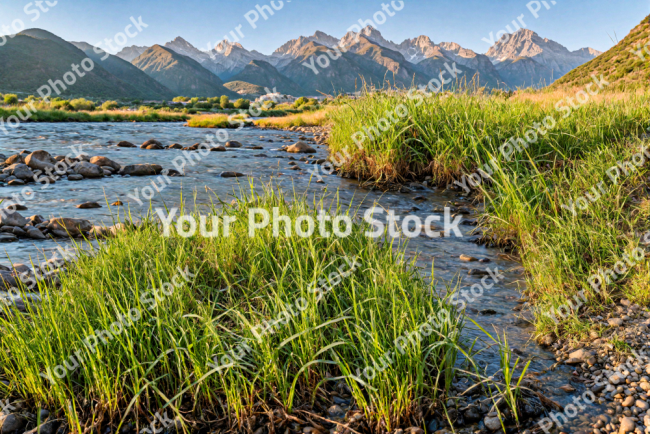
[{"left": 0, "top": 122, "right": 599, "bottom": 431}]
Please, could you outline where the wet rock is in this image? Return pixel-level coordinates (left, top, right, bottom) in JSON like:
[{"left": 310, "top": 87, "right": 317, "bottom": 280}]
[
  {"left": 28, "top": 215, "right": 44, "bottom": 225},
  {"left": 25, "top": 150, "right": 56, "bottom": 172},
  {"left": 26, "top": 227, "right": 46, "bottom": 240},
  {"left": 141, "top": 139, "right": 164, "bottom": 149},
  {"left": 459, "top": 254, "right": 478, "bottom": 262},
  {"left": 76, "top": 202, "right": 101, "bottom": 209},
  {"left": 119, "top": 164, "right": 163, "bottom": 176},
  {"left": 89, "top": 156, "right": 121, "bottom": 171},
  {"left": 168, "top": 143, "right": 183, "bottom": 149},
  {"left": 0, "top": 210, "right": 29, "bottom": 227},
  {"left": 12, "top": 227, "right": 26, "bottom": 237},
  {"left": 210, "top": 146, "right": 227, "bottom": 152},
  {"left": 4, "top": 163, "right": 35, "bottom": 180},
  {"left": 0, "top": 233, "right": 17, "bottom": 243},
  {"left": 464, "top": 406, "right": 481, "bottom": 422},
  {"left": 47, "top": 218, "right": 92, "bottom": 236},
  {"left": 116, "top": 141, "right": 136, "bottom": 148},
  {"left": 287, "top": 141, "right": 316, "bottom": 154},
  {"left": 7, "top": 179, "right": 24, "bottom": 186},
  {"left": 225, "top": 141, "right": 242, "bottom": 148},
  {"left": 75, "top": 162, "right": 103, "bottom": 178},
  {"left": 67, "top": 174, "right": 83, "bottom": 181},
  {"left": 0, "top": 413, "right": 27, "bottom": 433},
  {"left": 5, "top": 154, "right": 24, "bottom": 165},
  {"left": 480, "top": 309, "right": 498, "bottom": 315},
  {"left": 220, "top": 172, "right": 246, "bottom": 178},
  {"left": 467, "top": 269, "right": 489, "bottom": 276},
  {"left": 24, "top": 420, "right": 57, "bottom": 434},
  {"left": 111, "top": 201, "right": 123, "bottom": 206},
  {"left": 636, "top": 400, "right": 649, "bottom": 411}
]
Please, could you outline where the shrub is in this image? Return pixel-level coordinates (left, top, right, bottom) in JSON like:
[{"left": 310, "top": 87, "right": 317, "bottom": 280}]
[
  {"left": 101, "top": 101, "right": 119, "bottom": 111},
  {"left": 293, "top": 96, "right": 307, "bottom": 108},
  {"left": 50, "top": 100, "right": 72, "bottom": 111},
  {"left": 173, "top": 96, "right": 189, "bottom": 103},
  {"left": 220, "top": 95, "right": 230, "bottom": 109},
  {"left": 262, "top": 101, "right": 276, "bottom": 109},
  {"left": 69, "top": 98, "right": 95, "bottom": 111},
  {"left": 194, "top": 102, "right": 213, "bottom": 109},
  {"left": 234, "top": 98, "right": 250, "bottom": 109},
  {"left": 3, "top": 94, "right": 18, "bottom": 105}
]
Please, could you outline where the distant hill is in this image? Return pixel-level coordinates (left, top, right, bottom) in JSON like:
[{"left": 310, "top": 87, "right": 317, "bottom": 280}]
[
  {"left": 223, "top": 81, "right": 267, "bottom": 97},
  {"left": 71, "top": 42, "right": 175, "bottom": 100},
  {"left": 0, "top": 29, "right": 151, "bottom": 98},
  {"left": 228, "top": 60, "right": 305, "bottom": 95},
  {"left": 131, "top": 45, "right": 239, "bottom": 98},
  {"left": 554, "top": 15, "right": 650, "bottom": 89}
]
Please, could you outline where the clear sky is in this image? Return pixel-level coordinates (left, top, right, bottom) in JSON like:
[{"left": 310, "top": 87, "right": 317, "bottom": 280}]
[{"left": 0, "top": 0, "right": 647, "bottom": 55}]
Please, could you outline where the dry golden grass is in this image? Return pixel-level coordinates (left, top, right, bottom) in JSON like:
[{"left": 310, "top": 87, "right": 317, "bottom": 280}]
[{"left": 254, "top": 108, "right": 332, "bottom": 128}]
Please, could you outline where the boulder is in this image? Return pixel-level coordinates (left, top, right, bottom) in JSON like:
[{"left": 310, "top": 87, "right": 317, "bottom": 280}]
[
  {"left": 286, "top": 141, "right": 316, "bottom": 154},
  {"left": 7, "top": 179, "right": 24, "bottom": 186},
  {"left": 68, "top": 174, "right": 83, "bottom": 181},
  {"left": 25, "top": 150, "right": 57, "bottom": 172},
  {"left": 89, "top": 156, "right": 121, "bottom": 171},
  {"left": 26, "top": 227, "right": 46, "bottom": 240},
  {"left": 47, "top": 218, "right": 92, "bottom": 236},
  {"left": 4, "top": 163, "right": 35, "bottom": 180},
  {"left": 5, "top": 154, "right": 24, "bottom": 165},
  {"left": 225, "top": 141, "right": 242, "bottom": 148},
  {"left": 168, "top": 143, "right": 183, "bottom": 149},
  {"left": 116, "top": 141, "right": 136, "bottom": 148},
  {"left": 76, "top": 202, "right": 101, "bottom": 209},
  {"left": 141, "top": 139, "right": 164, "bottom": 149},
  {"left": 0, "top": 209, "right": 29, "bottom": 227},
  {"left": 119, "top": 164, "right": 163, "bottom": 176},
  {"left": 74, "top": 162, "right": 103, "bottom": 178},
  {"left": 210, "top": 146, "right": 227, "bottom": 152},
  {"left": 220, "top": 172, "right": 246, "bottom": 178}
]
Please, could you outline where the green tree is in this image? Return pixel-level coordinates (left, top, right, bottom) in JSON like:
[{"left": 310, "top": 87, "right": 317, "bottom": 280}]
[
  {"left": 293, "top": 96, "right": 307, "bottom": 108},
  {"left": 4, "top": 94, "right": 18, "bottom": 105},
  {"left": 220, "top": 95, "right": 230, "bottom": 109},
  {"left": 173, "top": 96, "right": 188, "bottom": 103},
  {"left": 234, "top": 99, "right": 250, "bottom": 110},
  {"left": 101, "top": 101, "right": 119, "bottom": 111},
  {"left": 70, "top": 98, "right": 95, "bottom": 111},
  {"left": 190, "top": 97, "right": 200, "bottom": 105}
]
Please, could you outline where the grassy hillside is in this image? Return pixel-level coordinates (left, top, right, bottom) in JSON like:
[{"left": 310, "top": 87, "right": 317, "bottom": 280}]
[
  {"left": 71, "top": 42, "right": 175, "bottom": 100},
  {"left": 554, "top": 15, "right": 650, "bottom": 90},
  {"left": 132, "top": 45, "right": 239, "bottom": 98},
  {"left": 0, "top": 31, "right": 146, "bottom": 98},
  {"left": 228, "top": 60, "right": 306, "bottom": 95},
  {"left": 223, "top": 80, "right": 266, "bottom": 96}
]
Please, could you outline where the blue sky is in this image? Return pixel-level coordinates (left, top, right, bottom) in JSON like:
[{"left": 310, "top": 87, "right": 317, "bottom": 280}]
[{"left": 0, "top": 0, "right": 647, "bottom": 54}]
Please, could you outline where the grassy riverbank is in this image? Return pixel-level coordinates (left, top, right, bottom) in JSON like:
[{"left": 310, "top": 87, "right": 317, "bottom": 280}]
[
  {"left": 0, "top": 189, "right": 463, "bottom": 432},
  {"left": 327, "top": 90, "right": 650, "bottom": 340},
  {"left": 255, "top": 109, "right": 332, "bottom": 129},
  {"left": 0, "top": 107, "right": 188, "bottom": 122}
]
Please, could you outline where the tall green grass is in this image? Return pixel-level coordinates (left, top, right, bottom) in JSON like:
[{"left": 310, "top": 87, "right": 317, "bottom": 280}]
[
  {"left": 328, "top": 90, "right": 650, "bottom": 339},
  {"left": 0, "top": 188, "right": 463, "bottom": 432}
]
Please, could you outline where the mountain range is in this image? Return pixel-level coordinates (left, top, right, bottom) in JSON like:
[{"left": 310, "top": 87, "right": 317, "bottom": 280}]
[{"left": 0, "top": 25, "right": 603, "bottom": 100}]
